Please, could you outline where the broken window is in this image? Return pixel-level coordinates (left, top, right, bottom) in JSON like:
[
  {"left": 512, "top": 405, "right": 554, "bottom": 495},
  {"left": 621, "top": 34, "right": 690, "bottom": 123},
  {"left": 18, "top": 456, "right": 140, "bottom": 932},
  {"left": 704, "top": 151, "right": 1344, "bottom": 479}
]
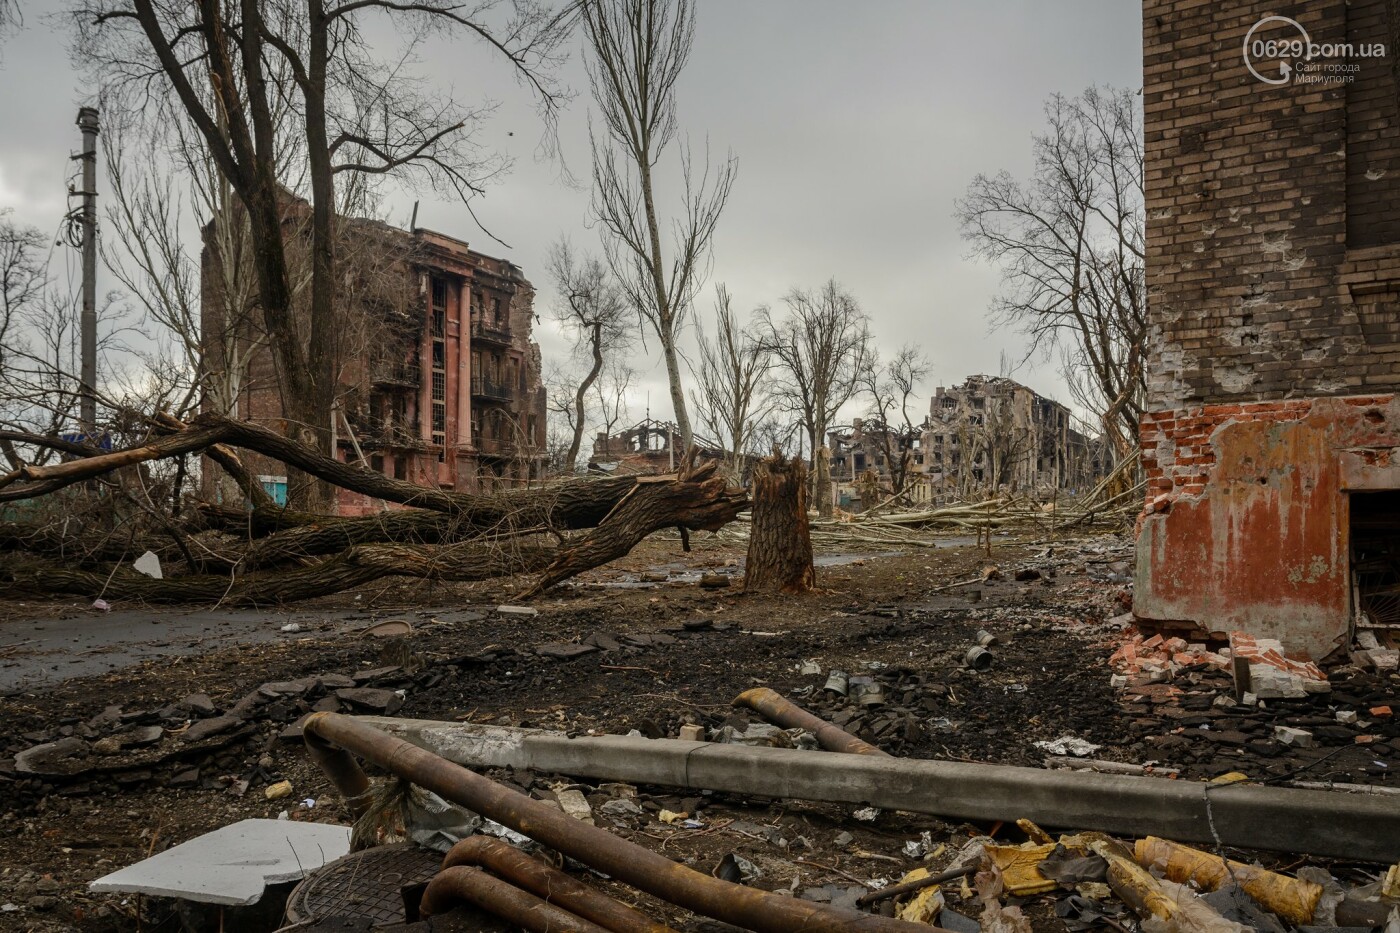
[{"left": 1350, "top": 489, "right": 1400, "bottom": 630}]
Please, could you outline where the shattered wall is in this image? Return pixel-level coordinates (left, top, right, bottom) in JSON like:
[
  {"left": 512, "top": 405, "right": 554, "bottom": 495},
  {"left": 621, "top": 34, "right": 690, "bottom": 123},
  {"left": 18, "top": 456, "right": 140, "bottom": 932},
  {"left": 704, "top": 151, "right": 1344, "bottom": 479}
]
[{"left": 1137, "top": 0, "right": 1400, "bottom": 658}]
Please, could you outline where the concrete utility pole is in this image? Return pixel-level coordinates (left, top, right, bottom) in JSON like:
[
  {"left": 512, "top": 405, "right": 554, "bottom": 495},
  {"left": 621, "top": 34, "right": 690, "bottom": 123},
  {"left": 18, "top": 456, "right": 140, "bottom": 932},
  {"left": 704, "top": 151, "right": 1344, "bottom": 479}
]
[{"left": 76, "top": 106, "right": 99, "bottom": 434}]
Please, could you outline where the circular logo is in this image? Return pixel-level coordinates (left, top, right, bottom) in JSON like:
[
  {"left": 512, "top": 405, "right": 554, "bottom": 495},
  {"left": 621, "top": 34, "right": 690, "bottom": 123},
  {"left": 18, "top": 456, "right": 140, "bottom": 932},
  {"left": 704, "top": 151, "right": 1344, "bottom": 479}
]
[{"left": 1243, "top": 15, "right": 1310, "bottom": 85}]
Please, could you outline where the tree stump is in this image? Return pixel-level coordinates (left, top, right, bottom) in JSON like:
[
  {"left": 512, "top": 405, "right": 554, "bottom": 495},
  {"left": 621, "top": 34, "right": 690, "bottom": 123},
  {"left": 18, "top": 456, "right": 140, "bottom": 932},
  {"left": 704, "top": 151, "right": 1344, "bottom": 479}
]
[{"left": 744, "top": 449, "right": 815, "bottom": 594}]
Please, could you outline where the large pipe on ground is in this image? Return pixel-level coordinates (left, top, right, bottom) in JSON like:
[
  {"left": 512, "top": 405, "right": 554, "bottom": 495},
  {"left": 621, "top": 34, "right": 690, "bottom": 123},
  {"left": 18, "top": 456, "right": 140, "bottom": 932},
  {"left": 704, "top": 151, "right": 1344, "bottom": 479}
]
[
  {"left": 420, "top": 866, "right": 612, "bottom": 933},
  {"left": 733, "top": 687, "right": 890, "bottom": 756},
  {"left": 302, "top": 712, "right": 944, "bottom": 933},
  {"left": 441, "top": 836, "right": 676, "bottom": 933},
  {"left": 350, "top": 716, "right": 1400, "bottom": 863}
]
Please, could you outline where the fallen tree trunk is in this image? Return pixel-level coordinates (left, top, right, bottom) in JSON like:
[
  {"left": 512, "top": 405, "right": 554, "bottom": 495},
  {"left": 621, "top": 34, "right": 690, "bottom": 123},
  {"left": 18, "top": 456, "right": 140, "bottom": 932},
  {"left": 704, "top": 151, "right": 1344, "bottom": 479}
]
[
  {"left": 0, "top": 412, "right": 749, "bottom": 604},
  {"left": 0, "top": 541, "right": 558, "bottom": 605},
  {"left": 8, "top": 415, "right": 642, "bottom": 527},
  {"left": 522, "top": 457, "right": 747, "bottom": 597}
]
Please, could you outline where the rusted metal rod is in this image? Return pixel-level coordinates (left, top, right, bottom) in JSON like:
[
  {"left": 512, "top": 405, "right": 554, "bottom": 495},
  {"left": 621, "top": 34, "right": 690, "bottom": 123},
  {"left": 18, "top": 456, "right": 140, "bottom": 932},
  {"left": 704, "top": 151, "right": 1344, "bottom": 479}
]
[
  {"left": 855, "top": 862, "right": 978, "bottom": 906},
  {"left": 733, "top": 687, "right": 891, "bottom": 757},
  {"left": 302, "top": 712, "right": 941, "bottom": 933},
  {"left": 420, "top": 865, "right": 612, "bottom": 932},
  {"left": 442, "top": 836, "right": 675, "bottom": 933}
]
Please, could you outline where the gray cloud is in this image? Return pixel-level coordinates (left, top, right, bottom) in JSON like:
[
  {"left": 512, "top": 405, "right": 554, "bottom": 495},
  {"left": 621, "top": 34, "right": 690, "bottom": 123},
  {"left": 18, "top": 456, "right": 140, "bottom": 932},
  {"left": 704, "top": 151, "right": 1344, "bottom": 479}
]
[{"left": 0, "top": 0, "right": 1141, "bottom": 430}]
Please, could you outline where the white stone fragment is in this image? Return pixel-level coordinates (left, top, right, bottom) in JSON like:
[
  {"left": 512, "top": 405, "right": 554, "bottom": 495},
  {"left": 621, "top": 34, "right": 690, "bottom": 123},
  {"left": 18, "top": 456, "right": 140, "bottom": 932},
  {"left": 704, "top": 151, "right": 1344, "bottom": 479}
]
[{"left": 88, "top": 819, "right": 350, "bottom": 906}]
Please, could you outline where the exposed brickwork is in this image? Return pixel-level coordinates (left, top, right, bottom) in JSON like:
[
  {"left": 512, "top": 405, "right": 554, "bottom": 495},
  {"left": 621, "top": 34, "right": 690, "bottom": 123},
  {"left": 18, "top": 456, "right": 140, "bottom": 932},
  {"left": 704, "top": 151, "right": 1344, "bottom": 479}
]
[
  {"left": 1144, "top": 0, "right": 1400, "bottom": 409},
  {"left": 1138, "top": 0, "right": 1400, "bottom": 656},
  {"left": 1139, "top": 400, "right": 1314, "bottom": 505},
  {"left": 200, "top": 207, "right": 547, "bottom": 512}
]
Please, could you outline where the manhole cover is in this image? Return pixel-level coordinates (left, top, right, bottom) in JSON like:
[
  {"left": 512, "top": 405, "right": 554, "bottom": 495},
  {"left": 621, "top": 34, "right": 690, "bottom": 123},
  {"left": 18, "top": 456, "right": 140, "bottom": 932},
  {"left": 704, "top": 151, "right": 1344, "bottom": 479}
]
[{"left": 286, "top": 843, "right": 441, "bottom": 926}]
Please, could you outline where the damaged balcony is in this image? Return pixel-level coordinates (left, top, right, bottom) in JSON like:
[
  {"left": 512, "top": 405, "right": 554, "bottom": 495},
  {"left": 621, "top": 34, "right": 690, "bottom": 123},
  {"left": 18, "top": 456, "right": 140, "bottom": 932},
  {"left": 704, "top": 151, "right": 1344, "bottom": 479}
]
[{"left": 470, "top": 376, "right": 513, "bottom": 403}]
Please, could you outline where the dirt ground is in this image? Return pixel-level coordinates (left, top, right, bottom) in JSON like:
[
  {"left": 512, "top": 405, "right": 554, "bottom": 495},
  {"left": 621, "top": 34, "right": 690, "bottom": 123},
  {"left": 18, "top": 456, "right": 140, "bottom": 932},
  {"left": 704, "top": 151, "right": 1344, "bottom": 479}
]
[{"left": 1, "top": 531, "right": 1396, "bottom": 932}]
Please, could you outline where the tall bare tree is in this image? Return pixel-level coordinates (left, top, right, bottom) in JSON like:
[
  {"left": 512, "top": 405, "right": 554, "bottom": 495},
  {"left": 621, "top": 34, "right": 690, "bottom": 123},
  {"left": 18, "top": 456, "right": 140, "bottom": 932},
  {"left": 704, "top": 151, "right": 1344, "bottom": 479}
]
[
  {"left": 956, "top": 86, "right": 1145, "bottom": 463},
  {"left": 860, "top": 344, "right": 928, "bottom": 498},
  {"left": 77, "top": 0, "right": 571, "bottom": 508},
  {"left": 582, "top": 0, "right": 736, "bottom": 452},
  {"left": 690, "top": 284, "right": 771, "bottom": 478},
  {"left": 760, "top": 279, "right": 872, "bottom": 517},
  {"left": 546, "top": 237, "right": 629, "bottom": 470}
]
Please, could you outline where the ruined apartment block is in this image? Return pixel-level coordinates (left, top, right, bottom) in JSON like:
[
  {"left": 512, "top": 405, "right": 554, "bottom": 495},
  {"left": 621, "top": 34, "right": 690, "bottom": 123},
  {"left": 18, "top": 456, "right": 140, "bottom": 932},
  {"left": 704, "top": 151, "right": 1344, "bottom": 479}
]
[
  {"left": 828, "top": 418, "right": 930, "bottom": 507},
  {"left": 202, "top": 208, "right": 547, "bottom": 512},
  {"left": 1137, "top": 0, "right": 1400, "bottom": 659},
  {"left": 922, "top": 376, "right": 1092, "bottom": 498},
  {"left": 826, "top": 376, "right": 1097, "bottom": 509}
]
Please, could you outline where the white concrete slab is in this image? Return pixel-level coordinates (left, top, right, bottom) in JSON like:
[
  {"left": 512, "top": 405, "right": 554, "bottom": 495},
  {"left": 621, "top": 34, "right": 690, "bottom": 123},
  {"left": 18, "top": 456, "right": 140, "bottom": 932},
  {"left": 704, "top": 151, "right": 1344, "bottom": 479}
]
[{"left": 88, "top": 818, "right": 351, "bottom": 906}]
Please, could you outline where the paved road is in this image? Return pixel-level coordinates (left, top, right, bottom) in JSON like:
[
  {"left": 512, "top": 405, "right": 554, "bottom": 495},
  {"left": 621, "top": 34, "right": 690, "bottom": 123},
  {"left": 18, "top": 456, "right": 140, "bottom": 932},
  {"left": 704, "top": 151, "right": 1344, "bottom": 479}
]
[{"left": 0, "top": 605, "right": 498, "bottom": 694}]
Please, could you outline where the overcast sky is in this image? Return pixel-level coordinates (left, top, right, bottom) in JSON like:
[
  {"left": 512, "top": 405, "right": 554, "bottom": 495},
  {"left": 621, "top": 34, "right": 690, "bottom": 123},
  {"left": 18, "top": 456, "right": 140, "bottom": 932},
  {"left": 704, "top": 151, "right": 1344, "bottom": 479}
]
[{"left": 0, "top": 1, "right": 1142, "bottom": 435}]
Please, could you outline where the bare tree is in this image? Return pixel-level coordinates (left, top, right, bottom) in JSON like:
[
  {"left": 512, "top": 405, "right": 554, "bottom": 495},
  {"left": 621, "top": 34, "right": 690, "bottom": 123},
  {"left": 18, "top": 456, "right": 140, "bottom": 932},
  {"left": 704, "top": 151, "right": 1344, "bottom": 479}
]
[
  {"left": 545, "top": 364, "right": 595, "bottom": 473},
  {"left": 593, "top": 359, "right": 634, "bottom": 458},
  {"left": 760, "top": 279, "right": 872, "bottom": 517},
  {"left": 0, "top": 211, "right": 46, "bottom": 373},
  {"left": 0, "top": 0, "right": 20, "bottom": 55},
  {"left": 582, "top": 0, "right": 736, "bottom": 452},
  {"left": 690, "top": 284, "right": 771, "bottom": 478},
  {"left": 546, "top": 238, "right": 628, "bottom": 470},
  {"left": 860, "top": 344, "right": 928, "bottom": 498},
  {"left": 77, "top": 0, "right": 571, "bottom": 508},
  {"left": 956, "top": 86, "right": 1145, "bottom": 463}
]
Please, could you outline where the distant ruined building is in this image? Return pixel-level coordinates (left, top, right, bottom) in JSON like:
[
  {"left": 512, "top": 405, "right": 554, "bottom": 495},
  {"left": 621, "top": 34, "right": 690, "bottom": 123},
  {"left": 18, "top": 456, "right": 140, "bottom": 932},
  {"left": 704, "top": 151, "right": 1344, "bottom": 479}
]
[
  {"left": 588, "top": 418, "right": 735, "bottom": 476},
  {"left": 922, "top": 376, "right": 1100, "bottom": 499},
  {"left": 200, "top": 200, "right": 547, "bottom": 513},
  {"left": 827, "top": 375, "right": 1102, "bottom": 510}
]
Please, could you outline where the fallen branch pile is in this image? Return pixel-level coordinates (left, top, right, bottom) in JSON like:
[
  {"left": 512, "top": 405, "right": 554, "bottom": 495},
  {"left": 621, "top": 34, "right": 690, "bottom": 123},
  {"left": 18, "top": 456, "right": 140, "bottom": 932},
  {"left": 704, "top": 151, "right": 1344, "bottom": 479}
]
[
  {"left": 0, "top": 414, "right": 747, "bottom": 605},
  {"left": 718, "top": 451, "right": 1145, "bottom": 548}
]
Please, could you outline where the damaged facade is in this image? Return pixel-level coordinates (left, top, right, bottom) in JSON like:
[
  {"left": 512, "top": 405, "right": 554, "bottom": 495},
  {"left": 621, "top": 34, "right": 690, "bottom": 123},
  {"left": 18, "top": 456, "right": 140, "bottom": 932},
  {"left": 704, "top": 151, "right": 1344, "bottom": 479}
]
[
  {"left": 1136, "top": 0, "right": 1400, "bottom": 659},
  {"left": 922, "top": 376, "right": 1097, "bottom": 499},
  {"left": 202, "top": 207, "right": 547, "bottom": 512},
  {"left": 828, "top": 376, "right": 1099, "bottom": 509}
]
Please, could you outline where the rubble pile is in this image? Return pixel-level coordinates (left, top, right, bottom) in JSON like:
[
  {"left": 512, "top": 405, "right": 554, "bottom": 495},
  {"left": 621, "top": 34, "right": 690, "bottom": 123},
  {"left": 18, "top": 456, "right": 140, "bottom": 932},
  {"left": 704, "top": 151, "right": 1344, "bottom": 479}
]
[{"left": 1106, "top": 628, "right": 1400, "bottom": 787}]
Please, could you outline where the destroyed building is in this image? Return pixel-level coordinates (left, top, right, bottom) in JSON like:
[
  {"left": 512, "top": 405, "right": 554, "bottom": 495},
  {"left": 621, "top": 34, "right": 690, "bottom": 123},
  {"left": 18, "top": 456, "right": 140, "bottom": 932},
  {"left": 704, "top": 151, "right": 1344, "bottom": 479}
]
[
  {"left": 588, "top": 417, "right": 733, "bottom": 475},
  {"left": 1136, "top": 0, "right": 1400, "bottom": 659},
  {"left": 920, "top": 376, "right": 1099, "bottom": 500},
  {"left": 827, "top": 418, "right": 931, "bottom": 508},
  {"left": 200, "top": 204, "right": 548, "bottom": 512}
]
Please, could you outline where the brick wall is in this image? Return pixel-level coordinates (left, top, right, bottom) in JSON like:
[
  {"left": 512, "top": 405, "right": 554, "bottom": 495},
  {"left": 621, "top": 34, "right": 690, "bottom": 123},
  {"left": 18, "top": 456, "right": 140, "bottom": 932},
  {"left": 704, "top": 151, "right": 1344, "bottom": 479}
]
[
  {"left": 1144, "top": 0, "right": 1400, "bottom": 410},
  {"left": 1137, "top": 0, "right": 1400, "bottom": 657}
]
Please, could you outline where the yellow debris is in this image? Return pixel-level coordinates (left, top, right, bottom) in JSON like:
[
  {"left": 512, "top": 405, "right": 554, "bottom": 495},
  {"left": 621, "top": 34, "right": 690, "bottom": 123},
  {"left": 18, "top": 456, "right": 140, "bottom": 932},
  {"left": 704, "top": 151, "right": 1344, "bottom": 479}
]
[
  {"left": 1134, "top": 836, "right": 1322, "bottom": 926},
  {"left": 1016, "top": 819, "right": 1054, "bottom": 844},
  {"left": 893, "top": 867, "right": 946, "bottom": 924},
  {"left": 983, "top": 843, "right": 1060, "bottom": 896},
  {"left": 1209, "top": 772, "right": 1250, "bottom": 785}
]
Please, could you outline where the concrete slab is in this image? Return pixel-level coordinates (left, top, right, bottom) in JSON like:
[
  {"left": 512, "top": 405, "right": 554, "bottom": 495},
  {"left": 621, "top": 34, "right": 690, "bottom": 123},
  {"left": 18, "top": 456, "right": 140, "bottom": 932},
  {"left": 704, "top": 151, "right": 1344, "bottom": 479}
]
[{"left": 88, "top": 819, "right": 351, "bottom": 906}]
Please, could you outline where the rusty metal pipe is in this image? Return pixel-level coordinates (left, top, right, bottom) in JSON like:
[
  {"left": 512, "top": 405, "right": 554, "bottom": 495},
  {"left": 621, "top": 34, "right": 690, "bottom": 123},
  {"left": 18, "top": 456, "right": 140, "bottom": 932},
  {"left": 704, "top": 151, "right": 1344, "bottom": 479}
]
[
  {"left": 442, "top": 836, "right": 675, "bottom": 933},
  {"left": 420, "top": 865, "right": 613, "bottom": 932},
  {"left": 733, "top": 687, "right": 891, "bottom": 757},
  {"left": 303, "top": 712, "right": 940, "bottom": 933}
]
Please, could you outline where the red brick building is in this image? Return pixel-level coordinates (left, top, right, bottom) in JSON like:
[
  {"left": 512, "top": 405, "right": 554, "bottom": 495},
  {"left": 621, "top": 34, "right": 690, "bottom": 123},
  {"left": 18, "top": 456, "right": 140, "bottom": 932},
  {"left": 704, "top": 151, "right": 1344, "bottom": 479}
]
[
  {"left": 1136, "top": 1, "right": 1400, "bottom": 658},
  {"left": 202, "top": 209, "right": 547, "bottom": 513}
]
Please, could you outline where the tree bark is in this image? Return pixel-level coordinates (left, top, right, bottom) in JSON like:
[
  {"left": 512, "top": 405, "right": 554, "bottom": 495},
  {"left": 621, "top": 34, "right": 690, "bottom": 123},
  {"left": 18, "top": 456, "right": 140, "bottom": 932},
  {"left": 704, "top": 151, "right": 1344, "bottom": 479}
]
[
  {"left": 744, "top": 450, "right": 814, "bottom": 595},
  {"left": 813, "top": 445, "right": 834, "bottom": 519},
  {"left": 523, "top": 455, "right": 746, "bottom": 597}
]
